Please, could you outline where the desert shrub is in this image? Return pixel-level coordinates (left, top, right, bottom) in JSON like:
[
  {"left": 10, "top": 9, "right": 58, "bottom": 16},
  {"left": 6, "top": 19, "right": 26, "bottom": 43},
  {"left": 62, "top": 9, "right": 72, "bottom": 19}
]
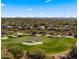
[
  {"left": 8, "top": 46, "right": 24, "bottom": 59},
  {"left": 26, "top": 49, "right": 46, "bottom": 59},
  {"left": 69, "top": 47, "right": 77, "bottom": 59},
  {"left": 2, "top": 57, "right": 11, "bottom": 59}
]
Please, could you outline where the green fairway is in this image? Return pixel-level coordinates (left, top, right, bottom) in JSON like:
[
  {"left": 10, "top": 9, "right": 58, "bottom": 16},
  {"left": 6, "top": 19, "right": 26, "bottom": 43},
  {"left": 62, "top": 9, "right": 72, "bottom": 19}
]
[{"left": 1, "top": 36, "right": 76, "bottom": 54}]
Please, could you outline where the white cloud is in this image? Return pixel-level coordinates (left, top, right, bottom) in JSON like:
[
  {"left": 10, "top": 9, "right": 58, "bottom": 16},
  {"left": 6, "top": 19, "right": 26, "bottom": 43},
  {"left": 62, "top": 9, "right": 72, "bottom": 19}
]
[
  {"left": 39, "top": 12, "right": 44, "bottom": 15},
  {"left": 1, "top": 3, "right": 6, "bottom": 7},
  {"left": 68, "top": 7, "right": 76, "bottom": 11},
  {"left": 26, "top": 8, "right": 32, "bottom": 11},
  {"left": 67, "top": 8, "right": 71, "bottom": 10},
  {"left": 45, "top": 0, "right": 52, "bottom": 3},
  {"left": 73, "top": 7, "right": 76, "bottom": 9}
]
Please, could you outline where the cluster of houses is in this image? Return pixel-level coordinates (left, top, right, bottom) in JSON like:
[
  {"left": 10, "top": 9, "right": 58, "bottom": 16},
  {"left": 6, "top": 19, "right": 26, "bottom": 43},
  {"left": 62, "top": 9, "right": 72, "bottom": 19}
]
[
  {"left": 1, "top": 18, "right": 77, "bottom": 40},
  {"left": 1, "top": 23, "right": 73, "bottom": 30},
  {"left": 1, "top": 23, "right": 76, "bottom": 40}
]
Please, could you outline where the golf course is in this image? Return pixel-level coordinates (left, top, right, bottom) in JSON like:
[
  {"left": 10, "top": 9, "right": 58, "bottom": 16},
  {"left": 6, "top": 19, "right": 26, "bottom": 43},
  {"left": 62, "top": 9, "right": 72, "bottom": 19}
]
[{"left": 1, "top": 35, "right": 76, "bottom": 54}]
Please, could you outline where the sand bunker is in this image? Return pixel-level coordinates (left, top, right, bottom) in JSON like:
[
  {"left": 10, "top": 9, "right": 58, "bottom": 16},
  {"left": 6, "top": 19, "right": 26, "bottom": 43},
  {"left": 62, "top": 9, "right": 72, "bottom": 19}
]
[
  {"left": 22, "top": 41, "right": 43, "bottom": 45},
  {"left": 1, "top": 36, "right": 8, "bottom": 40}
]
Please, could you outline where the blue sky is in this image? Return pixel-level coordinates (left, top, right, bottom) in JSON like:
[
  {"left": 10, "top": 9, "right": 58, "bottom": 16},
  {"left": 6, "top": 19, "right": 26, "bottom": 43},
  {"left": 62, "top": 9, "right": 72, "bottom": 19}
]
[{"left": 1, "top": 0, "right": 77, "bottom": 17}]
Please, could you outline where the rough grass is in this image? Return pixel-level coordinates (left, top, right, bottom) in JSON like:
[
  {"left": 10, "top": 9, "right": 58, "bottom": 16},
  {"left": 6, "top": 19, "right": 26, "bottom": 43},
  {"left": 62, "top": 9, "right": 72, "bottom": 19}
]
[{"left": 1, "top": 36, "right": 76, "bottom": 54}]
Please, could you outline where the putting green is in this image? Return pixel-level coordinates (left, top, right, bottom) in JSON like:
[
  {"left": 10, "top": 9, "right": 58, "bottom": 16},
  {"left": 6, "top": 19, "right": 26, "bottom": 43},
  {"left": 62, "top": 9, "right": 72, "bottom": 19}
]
[{"left": 1, "top": 36, "right": 76, "bottom": 54}]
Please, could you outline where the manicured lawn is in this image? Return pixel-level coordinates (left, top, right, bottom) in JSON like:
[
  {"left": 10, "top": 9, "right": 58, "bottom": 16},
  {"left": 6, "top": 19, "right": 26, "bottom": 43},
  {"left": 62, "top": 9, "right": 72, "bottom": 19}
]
[{"left": 1, "top": 36, "right": 76, "bottom": 54}]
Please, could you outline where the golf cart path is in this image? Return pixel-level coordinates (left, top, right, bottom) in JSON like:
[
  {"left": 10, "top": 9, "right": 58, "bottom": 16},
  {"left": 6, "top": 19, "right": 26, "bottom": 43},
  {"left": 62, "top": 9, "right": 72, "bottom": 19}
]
[{"left": 48, "top": 50, "right": 70, "bottom": 56}]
